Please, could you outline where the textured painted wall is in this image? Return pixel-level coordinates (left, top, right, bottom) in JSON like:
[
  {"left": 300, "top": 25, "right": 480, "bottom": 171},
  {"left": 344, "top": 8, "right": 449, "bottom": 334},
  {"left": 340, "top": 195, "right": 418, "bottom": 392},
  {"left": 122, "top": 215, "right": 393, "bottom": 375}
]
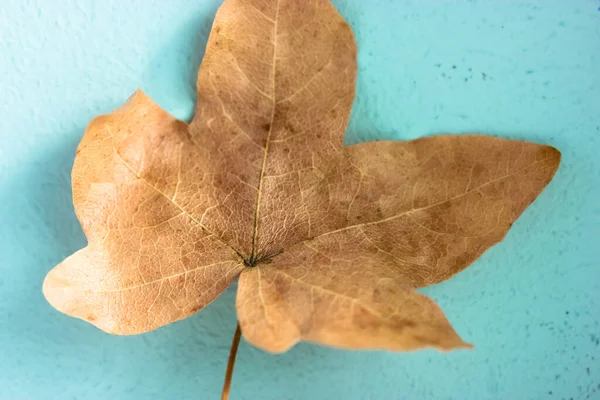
[{"left": 1, "top": 1, "right": 599, "bottom": 399}]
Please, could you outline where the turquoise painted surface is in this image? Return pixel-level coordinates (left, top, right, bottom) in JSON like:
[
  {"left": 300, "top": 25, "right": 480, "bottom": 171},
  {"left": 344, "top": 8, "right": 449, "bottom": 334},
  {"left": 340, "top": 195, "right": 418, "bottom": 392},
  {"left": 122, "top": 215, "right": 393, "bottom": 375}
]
[{"left": 0, "top": 0, "right": 599, "bottom": 399}]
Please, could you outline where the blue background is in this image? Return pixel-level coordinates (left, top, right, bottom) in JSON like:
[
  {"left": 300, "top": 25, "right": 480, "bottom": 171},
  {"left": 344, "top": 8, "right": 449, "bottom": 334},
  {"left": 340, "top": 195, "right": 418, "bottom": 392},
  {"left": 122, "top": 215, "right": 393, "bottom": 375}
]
[{"left": 1, "top": 1, "right": 599, "bottom": 399}]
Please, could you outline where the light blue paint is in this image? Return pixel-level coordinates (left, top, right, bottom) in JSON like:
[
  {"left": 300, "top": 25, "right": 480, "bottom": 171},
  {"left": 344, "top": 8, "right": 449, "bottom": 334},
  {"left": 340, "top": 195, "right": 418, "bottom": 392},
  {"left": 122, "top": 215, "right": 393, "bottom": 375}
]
[{"left": 1, "top": 0, "right": 598, "bottom": 399}]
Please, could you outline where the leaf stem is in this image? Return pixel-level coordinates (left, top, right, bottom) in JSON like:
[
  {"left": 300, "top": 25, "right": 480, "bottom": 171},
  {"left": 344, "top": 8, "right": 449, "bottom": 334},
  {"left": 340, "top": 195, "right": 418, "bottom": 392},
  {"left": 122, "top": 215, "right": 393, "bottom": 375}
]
[{"left": 221, "top": 322, "right": 242, "bottom": 400}]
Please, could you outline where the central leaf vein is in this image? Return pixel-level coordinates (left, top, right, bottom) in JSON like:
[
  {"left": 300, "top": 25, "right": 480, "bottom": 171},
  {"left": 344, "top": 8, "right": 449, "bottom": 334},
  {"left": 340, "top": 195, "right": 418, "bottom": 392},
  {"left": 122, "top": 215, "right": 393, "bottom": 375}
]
[{"left": 249, "top": 0, "right": 281, "bottom": 262}]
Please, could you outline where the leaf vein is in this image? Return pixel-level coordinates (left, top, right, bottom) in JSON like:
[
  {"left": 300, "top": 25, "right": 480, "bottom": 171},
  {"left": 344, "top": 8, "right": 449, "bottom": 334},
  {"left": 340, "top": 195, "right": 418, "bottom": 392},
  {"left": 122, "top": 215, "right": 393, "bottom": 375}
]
[{"left": 292, "top": 155, "right": 553, "bottom": 247}]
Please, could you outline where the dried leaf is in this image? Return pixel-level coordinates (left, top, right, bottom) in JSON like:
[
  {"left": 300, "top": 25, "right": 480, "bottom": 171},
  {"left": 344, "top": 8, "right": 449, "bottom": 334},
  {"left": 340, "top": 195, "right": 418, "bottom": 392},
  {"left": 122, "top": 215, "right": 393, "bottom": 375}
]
[{"left": 43, "top": 0, "right": 560, "bottom": 353}]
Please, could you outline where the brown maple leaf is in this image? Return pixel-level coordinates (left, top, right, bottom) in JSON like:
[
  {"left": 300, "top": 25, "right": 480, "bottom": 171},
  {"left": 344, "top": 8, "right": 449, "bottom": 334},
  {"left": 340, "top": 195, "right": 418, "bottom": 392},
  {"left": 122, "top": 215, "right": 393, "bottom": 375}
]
[{"left": 43, "top": 0, "right": 560, "bottom": 358}]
